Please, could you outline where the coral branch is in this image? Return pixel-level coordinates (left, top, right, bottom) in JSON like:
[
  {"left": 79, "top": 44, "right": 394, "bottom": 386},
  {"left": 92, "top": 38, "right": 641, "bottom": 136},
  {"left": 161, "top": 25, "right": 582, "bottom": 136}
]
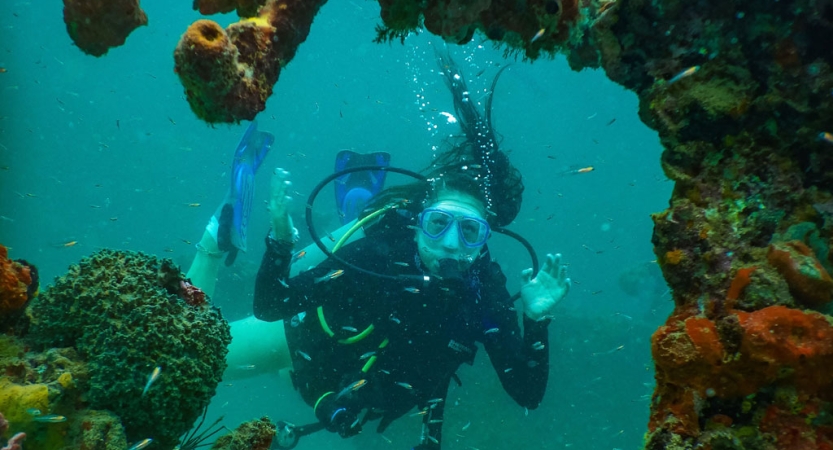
[{"left": 1, "top": 432, "right": 26, "bottom": 450}]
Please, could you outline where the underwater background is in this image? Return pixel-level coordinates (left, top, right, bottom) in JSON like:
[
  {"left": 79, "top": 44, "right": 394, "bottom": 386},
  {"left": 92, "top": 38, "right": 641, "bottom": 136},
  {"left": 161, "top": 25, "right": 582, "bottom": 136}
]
[{"left": 1, "top": 0, "right": 672, "bottom": 449}]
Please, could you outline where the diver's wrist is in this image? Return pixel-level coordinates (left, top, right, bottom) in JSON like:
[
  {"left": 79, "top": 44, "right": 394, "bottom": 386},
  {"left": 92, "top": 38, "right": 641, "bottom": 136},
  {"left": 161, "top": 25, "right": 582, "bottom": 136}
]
[{"left": 266, "top": 228, "right": 297, "bottom": 253}]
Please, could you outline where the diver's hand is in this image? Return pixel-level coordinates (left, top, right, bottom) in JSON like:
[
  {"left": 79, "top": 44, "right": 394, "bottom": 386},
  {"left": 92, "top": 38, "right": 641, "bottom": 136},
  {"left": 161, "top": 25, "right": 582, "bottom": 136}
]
[
  {"left": 520, "top": 253, "right": 571, "bottom": 321},
  {"left": 267, "top": 168, "right": 296, "bottom": 242}
]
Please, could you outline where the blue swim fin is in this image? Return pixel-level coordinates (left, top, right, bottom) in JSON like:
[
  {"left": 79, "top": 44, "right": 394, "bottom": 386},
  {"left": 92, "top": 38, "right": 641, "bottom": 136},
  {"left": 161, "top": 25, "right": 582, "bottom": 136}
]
[
  {"left": 217, "top": 120, "right": 274, "bottom": 265},
  {"left": 334, "top": 150, "right": 391, "bottom": 224}
]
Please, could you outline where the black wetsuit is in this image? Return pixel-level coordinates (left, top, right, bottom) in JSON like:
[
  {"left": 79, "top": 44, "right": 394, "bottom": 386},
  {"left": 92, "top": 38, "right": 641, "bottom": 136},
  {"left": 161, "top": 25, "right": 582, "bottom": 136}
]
[{"left": 254, "top": 212, "right": 550, "bottom": 448}]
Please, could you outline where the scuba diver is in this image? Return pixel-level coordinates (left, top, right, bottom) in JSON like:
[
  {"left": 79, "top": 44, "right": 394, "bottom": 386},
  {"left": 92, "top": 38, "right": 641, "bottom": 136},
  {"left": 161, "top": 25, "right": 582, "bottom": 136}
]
[
  {"left": 251, "top": 52, "right": 571, "bottom": 449},
  {"left": 185, "top": 51, "right": 569, "bottom": 449}
]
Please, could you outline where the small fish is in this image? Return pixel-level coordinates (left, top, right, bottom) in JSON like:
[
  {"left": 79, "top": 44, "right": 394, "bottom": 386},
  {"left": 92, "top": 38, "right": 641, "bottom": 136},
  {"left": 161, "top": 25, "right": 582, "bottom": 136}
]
[
  {"left": 292, "top": 250, "right": 306, "bottom": 262},
  {"left": 168, "top": 117, "right": 176, "bottom": 125},
  {"left": 186, "top": 203, "right": 201, "bottom": 207},
  {"left": 381, "top": 434, "right": 392, "bottom": 444},
  {"left": 530, "top": 28, "right": 546, "bottom": 43},
  {"left": 393, "top": 261, "right": 410, "bottom": 267},
  {"left": 389, "top": 316, "right": 401, "bottom": 325},
  {"left": 560, "top": 166, "right": 595, "bottom": 176},
  {"left": 26, "top": 408, "right": 42, "bottom": 416},
  {"left": 296, "top": 350, "right": 312, "bottom": 361},
  {"left": 428, "top": 420, "right": 443, "bottom": 424},
  {"left": 410, "top": 409, "right": 428, "bottom": 417},
  {"left": 818, "top": 132, "right": 833, "bottom": 144},
  {"left": 34, "top": 414, "right": 67, "bottom": 423},
  {"left": 668, "top": 65, "right": 701, "bottom": 84},
  {"left": 315, "top": 269, "right": 344, "bottom": 284},
  {"left": 427, "top": 398, "right": 443, "bottom": 404},
  {"left": 404, "top": 287, "right": 420, "bottom": 294},
  {"left": 532, "top": 341, "right": 546, "bottom": 351},
  {"left": 395, "top": 381, "right": 413, "bottom": 390},
  {"left": 426, "top": 435, "right": 439, "bottom": 444},
  {"left": 0, "top": 68, "right": 6, "bottom": 73},
  {"left": 142, "top": 366, "right": 162, "bottom": 396},
  {"left": 461, "top": 421, "right": 471, "bottom": 431},
  {"left": 484, "top": 327, "right": 500, "bottom": 335},
  {"left": 180, "top": 238, "right": 192, "bottom": 245},
  {"left": 127, "top": 438, "right": 153, "bottom": 450},
  {"left": 504, "top": 367, "right": 513, "bottom": 373},
  {"left": 359, "top": 351, "right": 376, "bottom": 360},
  {"left": 593, "top": 345, "right": 625, "bottom": 356},
  {"left": 237, "top": 364, "right": 256, "bottom": 370},
  {"left": 342, "top": 326, "right": 358, "bottom": 333},
  {"left": 337, "top": 379, "right": 367, "bottom": 398},
  {"left": 61, "top": 241, "right": 78, "bottom": 248}
]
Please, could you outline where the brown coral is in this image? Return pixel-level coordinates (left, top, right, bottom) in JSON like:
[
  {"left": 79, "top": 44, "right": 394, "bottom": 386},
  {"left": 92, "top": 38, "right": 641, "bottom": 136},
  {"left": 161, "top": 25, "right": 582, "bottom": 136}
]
[
  {"left": 63, "top": 0, "right": 148, "bottom": 57},
  {"left": 175, "top": 0, "right": 327, "bottom": 123}
]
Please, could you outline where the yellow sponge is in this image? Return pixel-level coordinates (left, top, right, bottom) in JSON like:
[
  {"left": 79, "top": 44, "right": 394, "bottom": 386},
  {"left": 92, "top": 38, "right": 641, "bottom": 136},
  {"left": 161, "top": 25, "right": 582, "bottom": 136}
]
[{"left": 0, "top": 378, "right": 49, "bottom": 423}]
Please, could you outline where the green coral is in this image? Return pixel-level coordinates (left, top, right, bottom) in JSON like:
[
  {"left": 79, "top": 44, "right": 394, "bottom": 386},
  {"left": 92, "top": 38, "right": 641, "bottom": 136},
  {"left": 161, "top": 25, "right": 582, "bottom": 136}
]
[{"left": 27, "top": 249, "right": 231, "bottom": 448}]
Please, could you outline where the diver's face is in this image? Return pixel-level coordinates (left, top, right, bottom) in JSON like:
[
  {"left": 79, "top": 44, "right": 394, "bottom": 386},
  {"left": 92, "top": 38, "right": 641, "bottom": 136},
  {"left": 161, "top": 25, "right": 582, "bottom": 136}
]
[{"left": 415, "top": 192, "right": 489, "bottom": 276}]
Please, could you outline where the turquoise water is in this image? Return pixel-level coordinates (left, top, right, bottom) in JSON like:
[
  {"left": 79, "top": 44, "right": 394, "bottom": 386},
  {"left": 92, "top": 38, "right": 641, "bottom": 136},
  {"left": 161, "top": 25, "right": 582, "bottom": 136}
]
[{"left": 1, "top": 1, "right": 671, "bottom": 449}]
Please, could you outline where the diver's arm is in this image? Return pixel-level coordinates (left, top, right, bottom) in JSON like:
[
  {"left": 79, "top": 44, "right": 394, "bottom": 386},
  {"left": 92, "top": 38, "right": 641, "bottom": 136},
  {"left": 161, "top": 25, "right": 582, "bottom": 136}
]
[
  {"left": 481, "top": 262, "right": 550, "bottom": 409},
  {"left": 253, "top": 233, "right": 361, "bottom": 321},
  {"left": 253, "top": 234, "right": 296, "bottom": 321}
]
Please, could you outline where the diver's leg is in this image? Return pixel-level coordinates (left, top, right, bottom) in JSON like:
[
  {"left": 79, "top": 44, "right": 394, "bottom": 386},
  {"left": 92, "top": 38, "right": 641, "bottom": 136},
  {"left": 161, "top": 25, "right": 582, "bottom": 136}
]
[
  {"left": 223, "top": 316, "right": 293, "bottom": 381},
  {"left": 186, "top": 217, "right": 225, "bottom": 297}
]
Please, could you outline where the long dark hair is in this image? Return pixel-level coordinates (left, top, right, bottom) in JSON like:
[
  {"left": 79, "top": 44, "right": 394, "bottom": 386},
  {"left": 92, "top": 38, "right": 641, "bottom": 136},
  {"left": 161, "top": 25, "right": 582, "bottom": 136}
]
[{"left": 368, "top": 50, "right": 524, "bottom": 227}]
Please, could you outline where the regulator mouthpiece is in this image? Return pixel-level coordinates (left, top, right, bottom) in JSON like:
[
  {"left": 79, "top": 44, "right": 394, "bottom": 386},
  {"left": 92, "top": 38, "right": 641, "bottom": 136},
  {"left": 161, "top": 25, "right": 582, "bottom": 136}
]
[{"left": 437, "top": 258, "right": 464, "bottom": 283}]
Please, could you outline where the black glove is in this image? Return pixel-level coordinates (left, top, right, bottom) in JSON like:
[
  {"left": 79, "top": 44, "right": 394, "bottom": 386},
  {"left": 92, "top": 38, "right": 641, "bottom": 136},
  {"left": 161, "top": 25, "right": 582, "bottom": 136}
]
[{"left": 314, "top": 392, "right": 362, "bottom": 438}]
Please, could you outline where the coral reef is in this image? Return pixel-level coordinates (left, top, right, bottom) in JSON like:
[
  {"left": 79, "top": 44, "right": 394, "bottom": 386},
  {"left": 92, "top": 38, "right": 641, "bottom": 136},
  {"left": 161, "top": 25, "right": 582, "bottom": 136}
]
[
  {"left": 174, "top": 0, "right": 327, "bottom": 124},
  {"left": 62, "top": 0, "right": 148, "bottom": 57},
  {"left": 0, "top": 245, "right": 37, "bottom": 332},
  {"left": 211, "top": 417, "right": 275, "bottom": 450},
  {"left": 0, "top": 340, "right": 118, "bottom": 450},
  {"left": 175, "top": 0, "right": 612, "bottom": 123},
  {"left": 25, "top": 249, "right": 231, "bottom": 448},
  {"left": 374, "top": 0, "right": 595, "bottom": 58},
  {"left": 570, "top": 0, "right": 833, "bottom": 447}
]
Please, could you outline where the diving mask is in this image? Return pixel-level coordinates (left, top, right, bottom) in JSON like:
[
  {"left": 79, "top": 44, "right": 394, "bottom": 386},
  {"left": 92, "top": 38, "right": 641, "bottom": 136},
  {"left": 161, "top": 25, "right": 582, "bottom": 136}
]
[{"left": 417, "top": 208, "right": 491, "bottom": 248}]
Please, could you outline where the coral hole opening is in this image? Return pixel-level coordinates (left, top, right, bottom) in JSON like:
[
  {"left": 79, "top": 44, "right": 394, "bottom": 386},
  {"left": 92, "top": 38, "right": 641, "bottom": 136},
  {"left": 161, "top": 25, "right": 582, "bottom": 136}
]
[{"left": 199, "top": 23, "right": 222, "bottom": 42}]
